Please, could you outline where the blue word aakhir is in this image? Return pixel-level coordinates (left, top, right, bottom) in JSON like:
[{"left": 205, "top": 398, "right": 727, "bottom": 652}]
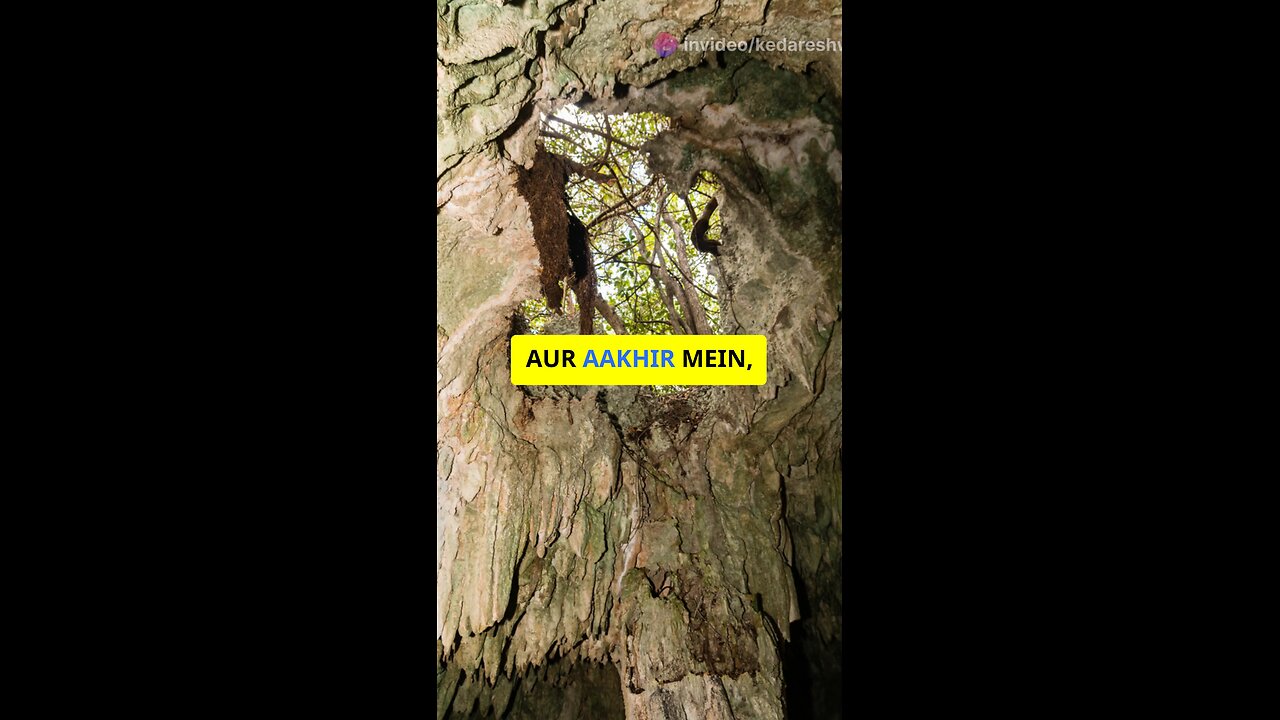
[{"left": 583, "top": 349, "right": 675, "bottom": 368}]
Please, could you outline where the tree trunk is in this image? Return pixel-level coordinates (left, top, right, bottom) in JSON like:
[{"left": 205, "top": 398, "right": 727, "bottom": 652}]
[
  {"left": 658, "top": 210, "right": 710, "bottom": 334},
  {"left": 438, "top": 3, "right": 842, "bottom": 717},
  {"left": 643, "top": 209, "right": 693, "bottom": 335}
]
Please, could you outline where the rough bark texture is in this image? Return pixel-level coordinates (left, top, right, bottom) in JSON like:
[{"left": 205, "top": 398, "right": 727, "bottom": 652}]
[{"left": 438, "top": 2, "right": 841, "bottom": 717}]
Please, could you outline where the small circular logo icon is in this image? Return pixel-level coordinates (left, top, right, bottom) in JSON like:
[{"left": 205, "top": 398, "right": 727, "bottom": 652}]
[{"left": 654, "top": 32, "right": 678, "bottom": 58}]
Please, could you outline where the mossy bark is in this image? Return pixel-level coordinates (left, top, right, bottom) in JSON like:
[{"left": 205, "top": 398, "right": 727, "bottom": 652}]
[{"left": 438, "top": 2, "right": 841, "bottom": 718}]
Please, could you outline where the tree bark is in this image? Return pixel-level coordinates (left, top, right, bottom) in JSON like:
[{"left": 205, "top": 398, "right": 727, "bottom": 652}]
[{"left": 437, "top": 5, "right": 842, "bottom": 716}]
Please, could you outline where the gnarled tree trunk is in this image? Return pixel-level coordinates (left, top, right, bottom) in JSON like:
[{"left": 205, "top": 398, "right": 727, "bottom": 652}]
[{"left": 438, "top": 2, "right": 842, "bottom": 717}]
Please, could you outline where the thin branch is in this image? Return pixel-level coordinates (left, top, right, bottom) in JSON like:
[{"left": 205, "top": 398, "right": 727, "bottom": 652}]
[
  {"left": 600, "top": 115, "right": 616, "bottom": 168},
  {"left": 539, "top": 128, "right": 575, "bottom": 143},
  {"left": 599, "top": 165, "right": 660, "bottom": 235},
  {"left": 655, "top": 217, "right": 709, "bottom": 335},
  {"left": 598, "top": 239, "right": 644, "bottom": 266},
  {"left": 546, "top": 115, "right": 641, "bottom": 151},
  {"left": 658, "top": 212, "right": 720, "bottom": 300},
  {"left": 561, "top": 156, "right": 616, "bottom": 184},
  {"left": 539, "top": 128, "right": 597, "bottom": 161},
  {"left": 642, "top": 199, "right": 691, "bottom": 334},
  {"left": 602, "top": 258, "right": 661, "bottom": 268},
  {"left": 594, "top": 296, "right": 627, "bottom": 335},
  {"left": 681, "top": 194, "right": 700, "bottom": 227},
  {"left": 587, "top": 177, "right": 657, "bottom": 230}
]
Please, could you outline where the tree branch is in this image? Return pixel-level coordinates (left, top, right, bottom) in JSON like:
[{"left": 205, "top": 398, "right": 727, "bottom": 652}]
[
  {"left": 659, "top": 210, "right": 720, "bottom": 300},
  {"left": 656, "top": 214, "right": 709, "bottom": 335},
  {"left": 546, "top": 115, "right": 641, "bottom": 151},
  {"left": 594, "top": 296, "right": 628, "bottom": 335},
  {"left": 587, "top": 177, "right": 657, "bottom": 230},
  {"left": 561, "top": 156, "right": 616, "bottom": 184},
  {"left": 683, "top": 194, "right": 721, "bottom": 255},
  {"left": 641, "top": 205, "right": 691, "bottom": 334}
]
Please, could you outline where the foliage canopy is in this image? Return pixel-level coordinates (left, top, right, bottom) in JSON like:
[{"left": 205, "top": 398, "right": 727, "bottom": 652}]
[{"left": 520, "top": 106, "right": 724, "bottom": 337}]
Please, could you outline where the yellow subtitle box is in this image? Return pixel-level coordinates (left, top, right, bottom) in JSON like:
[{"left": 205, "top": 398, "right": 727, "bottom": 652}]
[{"left": 511, "top": 335, "right": 767, "bottom": 385}]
